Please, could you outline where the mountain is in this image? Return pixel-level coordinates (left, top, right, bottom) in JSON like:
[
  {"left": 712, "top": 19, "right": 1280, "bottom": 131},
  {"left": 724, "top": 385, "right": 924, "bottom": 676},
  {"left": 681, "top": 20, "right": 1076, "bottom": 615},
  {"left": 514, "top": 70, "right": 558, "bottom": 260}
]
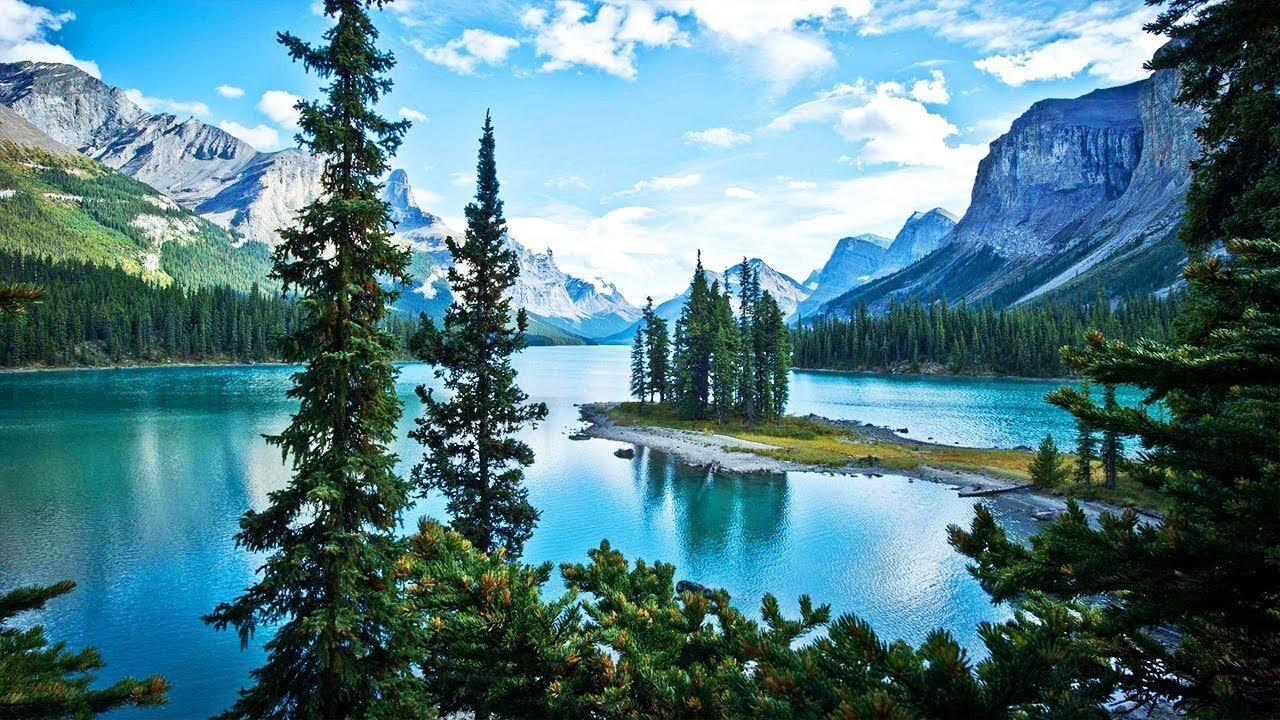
[
  {"left": 605, "top": 258, "right": 808, "bottom": 344},
  {"left": 0, "top": 61, "right": 324, "bottom": 246},
  {"left": 822, "top": 64, "right": 1198, "bottom": 316},
  {"left": 0, "top": 103, "right": 274, "bottom": 291},
  {"left": 384, "top": 168, "right": 639, "bottom": 340},
  {"left": 793, "top": 233, "right": 890, "bottom": 321},
  {"left": 872, "top": 208, "right": 958, "bottom": 279}
]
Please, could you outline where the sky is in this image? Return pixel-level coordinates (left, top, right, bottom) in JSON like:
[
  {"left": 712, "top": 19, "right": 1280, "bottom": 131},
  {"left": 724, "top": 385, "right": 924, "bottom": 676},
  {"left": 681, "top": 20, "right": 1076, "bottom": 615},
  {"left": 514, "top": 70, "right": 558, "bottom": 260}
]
[{"left": 0, "top": 0, "right": 1166, "bottom": 302}]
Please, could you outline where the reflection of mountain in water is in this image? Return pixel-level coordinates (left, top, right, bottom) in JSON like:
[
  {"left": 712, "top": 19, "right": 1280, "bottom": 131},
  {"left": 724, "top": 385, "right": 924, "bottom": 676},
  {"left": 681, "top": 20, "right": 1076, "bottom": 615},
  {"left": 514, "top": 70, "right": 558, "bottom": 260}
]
[{"left": 630, "top": 447, "right": 790, "bottom": 582}]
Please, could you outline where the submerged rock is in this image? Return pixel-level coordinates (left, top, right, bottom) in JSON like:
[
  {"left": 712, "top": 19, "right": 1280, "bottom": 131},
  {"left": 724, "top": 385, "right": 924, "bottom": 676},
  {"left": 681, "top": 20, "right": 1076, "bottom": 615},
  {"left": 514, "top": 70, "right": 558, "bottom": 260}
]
[{"left": 614, "top": 447, "right": 636, "bottom": 459}]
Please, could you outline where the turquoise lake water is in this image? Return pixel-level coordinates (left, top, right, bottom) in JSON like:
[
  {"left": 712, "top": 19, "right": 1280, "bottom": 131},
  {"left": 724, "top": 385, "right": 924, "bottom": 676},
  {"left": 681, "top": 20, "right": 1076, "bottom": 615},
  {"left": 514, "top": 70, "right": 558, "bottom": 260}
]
[{"left": 0, "top": 346, "right": 1126, "bottom": 717}]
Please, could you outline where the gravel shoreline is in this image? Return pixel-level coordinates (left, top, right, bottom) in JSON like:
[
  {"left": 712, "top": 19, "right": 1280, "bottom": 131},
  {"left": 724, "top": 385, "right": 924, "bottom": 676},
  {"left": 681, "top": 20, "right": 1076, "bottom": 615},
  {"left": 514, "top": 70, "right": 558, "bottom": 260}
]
[{"left": 576, "top": 402, "right": 1152, "bottom": 524}]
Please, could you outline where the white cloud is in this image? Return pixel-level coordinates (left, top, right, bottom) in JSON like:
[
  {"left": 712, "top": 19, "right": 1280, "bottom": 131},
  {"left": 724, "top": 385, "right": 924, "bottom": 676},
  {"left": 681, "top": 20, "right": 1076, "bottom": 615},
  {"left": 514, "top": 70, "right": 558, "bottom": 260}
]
[
  {"left": 218, "top": 121, "right": 281, "bottom": 151},
  {"left": 619, "top": 172, "right": 702, "bottom": 194},
  {"left": 410, "top": 187, "right": 443, "bottom": 208},
  {"left": 414, "top": 28, "right": 519, "bottom": 75},
  {"left": 766, "top": 81, "right": 870, "bottom": 131},
  {"left": 450, "top": 171, "right": 473, "bottom": 188},
  {"left": 123, "top": 89, "right": 210, "bottom": 117},
  {"left": 215, "top": 84, "right": 244, "bottom": 98},
  {"left": 724, "top": 186, "right": 759, "bottom": 200},
  {"left": 399, "top": 107, "right": 429, "bottom": 122},
  {"left": 258, "top": 90, "right": 302, "bottom": 129},
  {"left": 869, "top": 1, "right": 1162, "bottom": 87},
  {"left": 909, "top": 70, "right": 949, "bottom": 104},
  {"left": 521, "top": 1, "right": 685, "bottom": 80},
  {"left": 973, "top": 9, "right": 1163, "bottom": 86},
  {"left": 683, "top": 127, "right": 751, "bottom": 148},
  {"left": 0, "top": 0, "right": 100, "bottom": 77},
  {"left": 836, "top": 95, "right": 986, "bottom": 169}
]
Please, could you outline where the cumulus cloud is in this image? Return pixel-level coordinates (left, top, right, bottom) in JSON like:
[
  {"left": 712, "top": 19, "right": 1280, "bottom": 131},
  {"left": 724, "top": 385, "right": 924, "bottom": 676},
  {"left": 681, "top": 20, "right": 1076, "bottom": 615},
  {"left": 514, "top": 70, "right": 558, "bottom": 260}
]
[
  {"left": 123, "top": 89, "right": 210, "bottom": 117},
  {"left": 619, "top": 172, "right": 702, "bottom": 194},
  {"left": 973, "top": 8, "right": 1163, "bottom": 86},
  {"left": 413, "top": 28, "right": 519, "bottom": 75},
  {"left": 258, "top": 90, "right": 302, "bottom": 129},
  {"left": 683, "top": 127, "right": 751, "bottom": 148},
  {"left": 219, "top": 121, "right": 281, "bottom": 150},
  {"left": 399, "top": 107, "right": 429, "bottom": 122},
  {"left": 868, "top": 1, "right": 1162, "bottom": 87},
  {"left": 724, "top": 186, "right": 759, "bottom": 200},
  {"left": 909, "top": 70, "right": 949, "bottom": 104},
  {"left": 521, "top": 1, "right": 685, "bottom": 80},
  {"left": 0, "top": 0, "right": 100, "bottom": 77},
  {"left": 215, "top": 84, "right": 244, "bottom": 98},
  {"left": 835, "top": 95, "right": 985, "bottom": 168}
]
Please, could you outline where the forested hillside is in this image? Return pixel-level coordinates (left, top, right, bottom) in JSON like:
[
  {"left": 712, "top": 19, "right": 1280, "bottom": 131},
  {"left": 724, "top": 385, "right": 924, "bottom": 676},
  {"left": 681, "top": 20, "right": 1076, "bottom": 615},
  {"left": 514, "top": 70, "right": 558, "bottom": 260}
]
[
  {"left": 0, "top": 253, "right": 417, "bottom": 367},
  {"left": 0, "top": 142, "right": 275, "bottom": 292},
  {"left": 793, "top": 293, "right": 1180, "bottom": 377}
]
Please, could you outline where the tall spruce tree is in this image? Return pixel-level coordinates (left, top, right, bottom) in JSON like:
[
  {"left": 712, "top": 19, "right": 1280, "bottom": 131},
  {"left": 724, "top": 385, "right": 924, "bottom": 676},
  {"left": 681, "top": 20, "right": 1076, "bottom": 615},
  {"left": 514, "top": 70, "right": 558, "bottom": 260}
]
[
  {"left": 202, "top": 3, "right": 417, "bottom": 717},
  {"left": 0, "top": 582, "right": 169, "bottom": 716},
  {"left": 641, "top": 297, "right": 670, "bottom": 403},
  {"left": 671, "top": 253, "right": 714, "bottom": 419},
  {"left": 955, "top": 1, "right": 1280, "bottom": 715},
  {"left": 736, "top": 259, "right": 759, "bottom": 422},
  {"left": 1100, "top": 384, "right": 1121, "bottom": 489},
  {"left": 709, "top": 281, "right": 740, "bottom": 424},
  {"left": 411, "top": 112, "right": 548, "bottom": 558},
  {"left": 629, "top": 330, "right": 647, "bottom": 402}
]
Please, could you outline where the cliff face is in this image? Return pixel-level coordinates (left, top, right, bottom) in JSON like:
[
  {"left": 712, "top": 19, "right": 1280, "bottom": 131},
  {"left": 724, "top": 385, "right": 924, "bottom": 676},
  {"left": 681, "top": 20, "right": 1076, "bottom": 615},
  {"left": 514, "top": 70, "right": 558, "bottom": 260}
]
[
  {"left": 873, "top": 208, "right": 958, "bottom": 278},
  {"left": 0, "top": 61, "right": 323, "bottom": 246},
  {"left": 794, "top": 234, "right": 888, "bottom": 320},
  {"left": 823, "top": 67, "right": 1198, "bottom": 315}
]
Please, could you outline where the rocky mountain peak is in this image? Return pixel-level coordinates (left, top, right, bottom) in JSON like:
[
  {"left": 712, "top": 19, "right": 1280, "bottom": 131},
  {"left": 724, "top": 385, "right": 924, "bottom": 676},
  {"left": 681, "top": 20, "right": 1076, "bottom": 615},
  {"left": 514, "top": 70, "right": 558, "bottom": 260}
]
[{"left": 873, "top": 208, "right": 959, "bottom": 278}]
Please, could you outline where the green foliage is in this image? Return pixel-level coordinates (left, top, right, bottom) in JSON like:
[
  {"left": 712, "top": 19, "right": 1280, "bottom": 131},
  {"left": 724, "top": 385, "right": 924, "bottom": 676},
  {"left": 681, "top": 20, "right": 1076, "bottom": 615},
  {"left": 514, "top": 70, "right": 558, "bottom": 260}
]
[
  {"left": 629, "top": 330, "right": 647, "bottom": 401},
  {"left": 1073, "top": 381, "right": 1097, "bottom": 486},
  {"left": 954, "top": 4, "right": 1280, "bottom": 715},
  {"left": 0, "top": 280, "right": 43, "bottom": 320},
  {"left": 666, "top": 258, "right": 791, "bottom": 424},
  {"left": 793, "top": 292, "right": 1181, "bottom": 378},
  {"left": 1028, "top": 434, "right": 1069, "bottom": 488},
  {"left": 202, "top": 2, "right": 420, "bottom": 717},
  {"left": 642, "top": 297, "right": 670, "bottom": 402},
  {"left": 0, "top": 581, "right": 168, "bottom": 717},
  {"left": 411, "top": 113, "right": 548, "bottom": 557},
  {"left": 0, "top": 143, "right": 274, "bottom": 292}
]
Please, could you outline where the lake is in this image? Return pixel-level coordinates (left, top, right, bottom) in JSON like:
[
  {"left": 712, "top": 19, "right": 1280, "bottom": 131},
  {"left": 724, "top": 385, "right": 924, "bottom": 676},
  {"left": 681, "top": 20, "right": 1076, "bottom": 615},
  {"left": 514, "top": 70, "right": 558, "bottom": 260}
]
[{"left": 0, "top": 346, "right": 1109, "bottom": 718}]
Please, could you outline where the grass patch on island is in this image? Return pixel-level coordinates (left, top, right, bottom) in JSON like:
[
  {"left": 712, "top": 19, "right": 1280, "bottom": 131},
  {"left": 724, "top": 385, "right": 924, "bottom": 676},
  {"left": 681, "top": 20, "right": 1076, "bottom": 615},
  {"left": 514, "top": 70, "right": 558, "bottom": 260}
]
[{"left": 606, "top": 402, "right": 1165, "bottom": 510}]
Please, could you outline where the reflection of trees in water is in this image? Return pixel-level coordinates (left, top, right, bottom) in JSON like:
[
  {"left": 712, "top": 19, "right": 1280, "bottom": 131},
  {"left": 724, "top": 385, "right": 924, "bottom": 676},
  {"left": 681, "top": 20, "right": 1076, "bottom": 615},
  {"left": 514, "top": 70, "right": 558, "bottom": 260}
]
[{"left": 632, "top": 450, "right": 790, "bottom": 582}]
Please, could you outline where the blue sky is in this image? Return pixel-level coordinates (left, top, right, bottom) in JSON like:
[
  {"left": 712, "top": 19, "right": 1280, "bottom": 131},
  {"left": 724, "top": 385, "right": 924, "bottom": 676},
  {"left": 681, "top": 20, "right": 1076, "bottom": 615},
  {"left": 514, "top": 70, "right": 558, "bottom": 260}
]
[{"left": 1, "top": 0, "right": 1165, "bottom": 301}]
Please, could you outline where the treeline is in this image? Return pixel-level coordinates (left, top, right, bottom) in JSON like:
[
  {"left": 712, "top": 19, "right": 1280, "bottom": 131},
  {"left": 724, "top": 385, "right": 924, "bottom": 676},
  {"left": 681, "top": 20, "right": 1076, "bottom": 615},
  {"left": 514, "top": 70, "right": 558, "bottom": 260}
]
[
  {"left": 793, "top": 293, "right": 1180, "bottom": 377},
  {"left": 631, "top": 257, "right": 791, "bottom": 423},
  {"left": 0, "top": 252, "right": 416, "bottom": 367}
]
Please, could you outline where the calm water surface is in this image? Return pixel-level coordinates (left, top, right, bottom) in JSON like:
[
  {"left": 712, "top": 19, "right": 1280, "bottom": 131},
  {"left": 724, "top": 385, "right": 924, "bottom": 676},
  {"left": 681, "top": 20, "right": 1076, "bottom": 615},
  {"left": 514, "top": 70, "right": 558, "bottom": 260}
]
[{"left": 0, "top": 347, "right": 1096, "bottom": 717}]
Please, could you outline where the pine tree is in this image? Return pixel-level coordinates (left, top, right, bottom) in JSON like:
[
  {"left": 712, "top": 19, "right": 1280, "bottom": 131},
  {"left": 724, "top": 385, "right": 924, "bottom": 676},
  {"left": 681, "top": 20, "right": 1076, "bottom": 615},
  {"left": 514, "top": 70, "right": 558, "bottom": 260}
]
[
  {"left": 202, "top": 3, "right": 418, "bottom": 717},
  {"left": 411, "top": 113, "right": 548, "bottom": 558},
  {"left": 671, "top": 253, "right": 714, "bottom": 419},
  {"left": 629, "top": 330, "right": 647, "bottom": 402},
  {"left": 0, "top": 282, "right": 43, "bottom": 320},
  {"left": 1073, "top": 382, "right": 1097, "bottom": 486},
  {"left": 1, "top": 582, "right": 169, "bottom": 716},
  {"left": 1099, "top": 384, "right": 1121, "bottom": 489},
  {"left": 955, "top": 1, "right": 1280, "bottom": 714},
  {"left": 736, "top": 259, "right": 758, "bottom": 422},
  {"left": 641, "top": 297, "right": 670, "bottom": 403},
  {"left": 1028, "top": 434, "right": 1069, "bottom": 488},
  {"left": 709, "top": 282, "right": 740, "bottom": 424}
]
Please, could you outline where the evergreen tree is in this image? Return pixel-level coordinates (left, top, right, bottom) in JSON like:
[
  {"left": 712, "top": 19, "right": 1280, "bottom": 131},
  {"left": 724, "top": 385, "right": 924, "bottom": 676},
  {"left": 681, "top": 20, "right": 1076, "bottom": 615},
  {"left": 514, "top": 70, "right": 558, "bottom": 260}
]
[
  {"left": 202, "top": 2, "right": 418, "bottom": 717},
  {"left": 753, "top": 291, "right": 790, "bottom": 421},
  {"left": 708, "top": 282, "right": 740, "bottom": 424},
  {"left": 411, "top": 112, "right": 548, "bottom": 557},
  {"left": 735, "top": 259, "right": 758, "bottom": 422},
  {"left": 1073, "top": 382, "right": 1097, "bottom": 486},
  {"left": 1100, "top": 384, "right": 1121, "bottom": 489},
  {"left": 641, "top": 297, "right": 669, "bottom": 403},
  {"left": 671, "top": 253, "right": 714, "bottom": 419},
  {"left": 956, "top": 1, "right": 1280, "bottom": 714},
  {"left": 0, "top": 282, "right": 43, "bottom": 320},
  {"left": 0, "top": 582, "right": 168, "bottom": 716},
  {"left": 1028, "top": 434, "right": 1069, "bottom": 488},
  {"left": 629, "top": 330, "right": 647, "bottom": 402}
]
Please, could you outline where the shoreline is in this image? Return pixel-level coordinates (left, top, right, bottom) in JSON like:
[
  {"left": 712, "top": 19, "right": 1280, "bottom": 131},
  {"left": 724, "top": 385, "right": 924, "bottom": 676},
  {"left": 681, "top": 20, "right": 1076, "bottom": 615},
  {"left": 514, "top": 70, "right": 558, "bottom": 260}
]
[
  {"left": 791, "top": 365, "right": 1078, "bottom": 384},
  {"left": 577, "top": 402, "right": 1149, "bottom": 524}
]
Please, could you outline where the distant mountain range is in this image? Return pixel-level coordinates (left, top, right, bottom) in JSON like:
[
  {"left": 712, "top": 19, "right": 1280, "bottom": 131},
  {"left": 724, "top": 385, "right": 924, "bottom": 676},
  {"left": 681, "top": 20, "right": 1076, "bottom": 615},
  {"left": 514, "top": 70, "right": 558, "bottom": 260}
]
[{"left": 0, "top": 56, "right": 1200, "bottom": 346}]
